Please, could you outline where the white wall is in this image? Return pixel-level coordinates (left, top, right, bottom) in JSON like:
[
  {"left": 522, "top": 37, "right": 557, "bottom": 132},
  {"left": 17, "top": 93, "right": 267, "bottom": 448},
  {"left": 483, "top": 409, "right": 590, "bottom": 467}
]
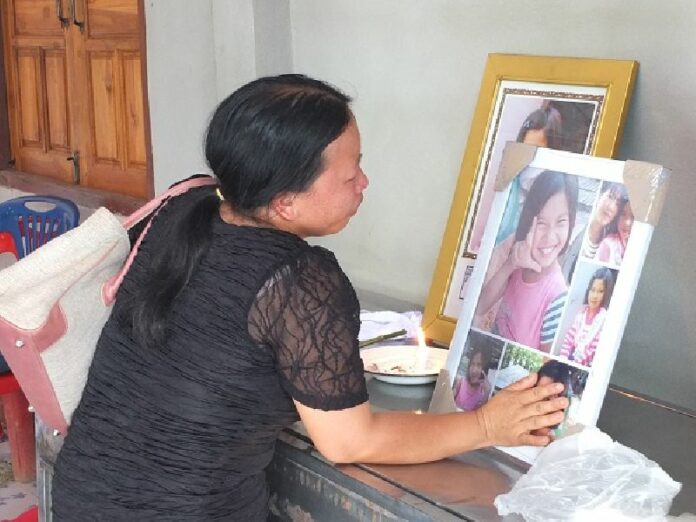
[
  {"left": 211, "top": 0, "right": 257, "bottom": 98},
  {"left": 145, "top": 0, "right": 292, "bottom": 191},
  {"left": 289, "top": 0, "right": 696, "bottom": 410},
  {"left": 253, "top": 0, "right": 293, "bottom": 77},
  {"left": 144, "top": 0, "right": 219, "bottom": 192}
]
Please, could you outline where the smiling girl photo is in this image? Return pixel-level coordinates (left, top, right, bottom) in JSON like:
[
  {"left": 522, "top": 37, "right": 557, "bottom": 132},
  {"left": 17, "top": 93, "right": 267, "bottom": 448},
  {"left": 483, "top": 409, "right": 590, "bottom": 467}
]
[{"left": 476, "top": 170, "right": 579, "bottom": 352}]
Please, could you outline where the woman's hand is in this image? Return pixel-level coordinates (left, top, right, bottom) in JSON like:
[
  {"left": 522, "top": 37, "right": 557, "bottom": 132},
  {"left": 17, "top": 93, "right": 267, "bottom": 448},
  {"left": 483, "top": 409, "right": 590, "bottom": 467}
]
[
  {"left": 475, "top": 373, "right": 567, "bottom": 447},
  {"left": 508, "top": 217, "right": 542, "bottom": 273}
]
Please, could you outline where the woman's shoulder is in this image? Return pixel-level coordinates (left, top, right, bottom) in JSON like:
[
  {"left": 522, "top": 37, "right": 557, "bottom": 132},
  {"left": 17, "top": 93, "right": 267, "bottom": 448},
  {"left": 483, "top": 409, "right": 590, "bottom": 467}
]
[{"left": 284, "top": 245, "right": 353, "bottom": 291}]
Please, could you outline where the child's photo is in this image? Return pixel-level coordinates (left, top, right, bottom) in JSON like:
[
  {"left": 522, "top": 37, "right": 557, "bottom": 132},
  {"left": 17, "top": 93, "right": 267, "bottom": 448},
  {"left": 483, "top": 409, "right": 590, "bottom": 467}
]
[
  {"left": 452, "top": 330, "right": 504, "bottom": 411},
  {"left": 468, "top": 97, "right": 598, "bottom": 255},
  {"left": 554, "top": 264, "right": 617, "bottom": 367},
  {"left": 580, "top": 181, "right": 634, "bottom": 267},
  {"left": 491, "top": 343, "right": 546, "bottom": 391},
  {"left": 474, "top": 169, "right": 599, "bottom": 352},
  {"left": 492, "top": 348, "right": 589, "bottom": 438},
  {"left": 536, "top": 359, "right": 589, "bottom": 437}
]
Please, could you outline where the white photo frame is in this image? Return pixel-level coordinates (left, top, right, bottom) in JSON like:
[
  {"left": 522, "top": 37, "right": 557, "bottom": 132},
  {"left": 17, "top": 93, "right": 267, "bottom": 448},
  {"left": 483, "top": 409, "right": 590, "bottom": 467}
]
[{"left": 442, "top": 143, "right": 669, "bottom": 464}]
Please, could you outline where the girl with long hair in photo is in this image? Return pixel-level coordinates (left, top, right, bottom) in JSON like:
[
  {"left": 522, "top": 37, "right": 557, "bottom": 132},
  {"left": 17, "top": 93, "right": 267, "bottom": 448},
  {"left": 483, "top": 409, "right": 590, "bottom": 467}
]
[{"left": 477, "top": 170, "right": 579, "bottom": 352}]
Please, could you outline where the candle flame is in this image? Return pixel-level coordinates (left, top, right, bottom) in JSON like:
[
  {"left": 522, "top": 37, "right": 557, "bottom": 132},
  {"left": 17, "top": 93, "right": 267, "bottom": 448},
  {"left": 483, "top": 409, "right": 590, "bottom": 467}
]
[
  {"left": 415, "top": 327, "right": 428, "bottom": 372},
  {"left": 417, "top": 327, "right": 427, "bottom": 349}
]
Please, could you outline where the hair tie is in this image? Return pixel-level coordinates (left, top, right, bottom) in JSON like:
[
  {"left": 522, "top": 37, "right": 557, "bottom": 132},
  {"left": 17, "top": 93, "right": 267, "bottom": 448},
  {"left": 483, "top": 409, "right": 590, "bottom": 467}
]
[{"left": 215, "top": 188, "right": 225, "bottom": 202}]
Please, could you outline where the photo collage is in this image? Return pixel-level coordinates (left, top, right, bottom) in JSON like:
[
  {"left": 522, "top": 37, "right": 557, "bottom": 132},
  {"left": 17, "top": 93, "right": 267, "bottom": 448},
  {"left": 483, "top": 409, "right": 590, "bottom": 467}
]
[{"left": 453, "top": 171, "right": 633, "bottom": 436}]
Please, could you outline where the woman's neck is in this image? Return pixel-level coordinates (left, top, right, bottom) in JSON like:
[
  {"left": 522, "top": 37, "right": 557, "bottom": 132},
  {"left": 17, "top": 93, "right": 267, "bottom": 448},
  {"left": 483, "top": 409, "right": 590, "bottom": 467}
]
[{"left": 219, "top": 203, "right": 273, "bottom": 229}]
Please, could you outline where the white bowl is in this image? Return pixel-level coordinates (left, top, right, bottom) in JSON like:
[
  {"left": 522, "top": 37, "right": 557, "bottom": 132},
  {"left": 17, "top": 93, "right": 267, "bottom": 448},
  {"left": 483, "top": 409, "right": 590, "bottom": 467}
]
[{"left": 360, "top": 344, "right": 449, "bottom": 385}]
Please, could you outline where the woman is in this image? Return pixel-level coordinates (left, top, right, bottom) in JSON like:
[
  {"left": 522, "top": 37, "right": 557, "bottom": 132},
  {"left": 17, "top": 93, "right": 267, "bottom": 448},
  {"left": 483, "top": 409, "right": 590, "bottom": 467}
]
[{"left": 52, "top": 75, "right": 567, "bottom": 521}]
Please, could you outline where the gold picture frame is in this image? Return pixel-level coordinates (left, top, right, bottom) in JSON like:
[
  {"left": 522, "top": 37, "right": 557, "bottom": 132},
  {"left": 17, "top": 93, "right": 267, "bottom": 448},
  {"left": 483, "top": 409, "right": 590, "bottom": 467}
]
[{"left": 423, "top": 54, "right": 638, "bottom": 346}]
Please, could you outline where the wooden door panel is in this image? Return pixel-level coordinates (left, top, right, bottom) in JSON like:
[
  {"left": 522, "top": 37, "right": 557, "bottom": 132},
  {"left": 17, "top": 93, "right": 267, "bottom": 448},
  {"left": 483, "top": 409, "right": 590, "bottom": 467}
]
[
  {"left": 121, "top": 51, "right": 146, "bottom": 168},
  {"left": 2, "top": 0, "right": 150, "bottom": 195},
  {"left": 44, "top": 50, "right": 71, "bottom": 152},
  {"left": 85, "top": 0, "right": 139, "bottom": 36},
  {"left": 12, "top": 46, "right": 73, "bottom": 183},
  {"left": 87, "top": 51, "right": 119, "bottom": 163},
  {"left": 78, "top": 0, "right": 148, "bottom": 198},
  {"left": 15, "top": 48, "right": 41, "bottom": 146},
  {"left": 81, "top": 46, "right": 147, "bottom": 197},
  {"left": 3, "top": 1, "right": 73, "bottom": 183},
  {"left": 12, "top": 0, "right": 65, "bottom": 36}
]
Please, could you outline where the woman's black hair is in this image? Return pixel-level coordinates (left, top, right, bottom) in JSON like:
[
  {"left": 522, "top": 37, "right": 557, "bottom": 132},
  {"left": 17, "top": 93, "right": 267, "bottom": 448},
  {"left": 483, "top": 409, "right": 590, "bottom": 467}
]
[
  {"left": 584, "top": 267, "right": 615, "bottom": 308},
  {"left": 516, "top": 102, "right": 563, "bottom": 149},
  {"left": 515, "top": 170, "right": 578, "bottom": 255},
  {"left": 538, "top": 360, "right": 588, "bottom": 397},
  {"left": 132, "top": 74, "right": 352, "bottom": 348}
]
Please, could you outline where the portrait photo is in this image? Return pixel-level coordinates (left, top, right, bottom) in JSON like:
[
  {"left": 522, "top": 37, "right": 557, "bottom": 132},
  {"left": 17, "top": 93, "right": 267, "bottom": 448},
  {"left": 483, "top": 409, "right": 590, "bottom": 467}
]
[
  {"left": 554, "top": 263, "right": 618, "bottom": 367},
  {"left": 472, "top": 168, "right": 599, "bottom": 352},
  {"left": 452, "top": 330, "right": 504, "bottom": 412},
  {"left": 579, "top": 181, "right": 634, "bottom": 268}
]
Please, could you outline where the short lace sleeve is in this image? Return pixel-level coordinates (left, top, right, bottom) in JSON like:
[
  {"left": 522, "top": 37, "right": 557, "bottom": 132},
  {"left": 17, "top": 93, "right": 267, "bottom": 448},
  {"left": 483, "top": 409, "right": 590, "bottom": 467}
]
[{"left": 248, "top": 247, "right": 368, "bottom": 411}]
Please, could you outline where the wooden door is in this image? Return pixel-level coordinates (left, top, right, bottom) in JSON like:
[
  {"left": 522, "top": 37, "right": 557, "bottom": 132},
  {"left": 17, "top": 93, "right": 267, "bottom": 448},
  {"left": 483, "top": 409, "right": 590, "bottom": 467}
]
[
  {"left": 1, "top": 0, "right": 151, "bottom": 198},
  {"left": 1, "top": 0, "right": 74, "bottom": 184},
  {"left": 71, "top": 0, "right": 149, "bottom": 197}
]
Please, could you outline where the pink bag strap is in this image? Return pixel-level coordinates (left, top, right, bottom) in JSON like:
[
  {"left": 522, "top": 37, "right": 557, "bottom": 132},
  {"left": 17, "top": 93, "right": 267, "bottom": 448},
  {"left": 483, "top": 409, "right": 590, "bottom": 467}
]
[
  {"left": 103, "top": 176, "right": 218, "bottom": 303},
  {"left": 122, "top": 176, "right": 218, "bottom": 229}
]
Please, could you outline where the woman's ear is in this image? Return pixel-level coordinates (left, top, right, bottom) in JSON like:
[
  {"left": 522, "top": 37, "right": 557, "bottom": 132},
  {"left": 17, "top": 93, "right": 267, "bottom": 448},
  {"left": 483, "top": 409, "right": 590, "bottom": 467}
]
[{"left": 270, "top": 192, "right": 298, "bottom": 221}]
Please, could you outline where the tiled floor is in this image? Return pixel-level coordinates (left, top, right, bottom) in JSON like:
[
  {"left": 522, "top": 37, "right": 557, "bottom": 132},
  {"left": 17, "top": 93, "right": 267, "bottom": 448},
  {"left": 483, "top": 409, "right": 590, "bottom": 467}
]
[{"left": 0, "top": 440, "right": 37, "bottom": 521}]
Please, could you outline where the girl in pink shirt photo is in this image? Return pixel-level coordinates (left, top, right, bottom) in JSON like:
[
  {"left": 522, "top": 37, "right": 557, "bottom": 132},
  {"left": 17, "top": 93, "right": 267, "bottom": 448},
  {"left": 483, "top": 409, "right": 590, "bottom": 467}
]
[
  {"left": 597, "top": 198, "right": 634, "bottom": 265},
  {"left": 581, "top": 181, "right": 633, "bottom": 266},
  {"left": 453, "top": 331, "right": 504, "bottom": 411},
  {"left": 560, "top": 267, "right": 615, "bottom": 367},
  {"left": 477, "top": 170, "right": 578, "bottom": 352},
  {"left": 453, "top": 345, "right": 493, "bottom": 411}
]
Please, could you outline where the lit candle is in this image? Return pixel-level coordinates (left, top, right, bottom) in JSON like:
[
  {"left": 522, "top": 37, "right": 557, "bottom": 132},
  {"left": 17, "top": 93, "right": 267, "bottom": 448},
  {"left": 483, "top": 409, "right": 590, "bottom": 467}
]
[{"left": 415, "top": 327, "right": 428, "bottom": 372}]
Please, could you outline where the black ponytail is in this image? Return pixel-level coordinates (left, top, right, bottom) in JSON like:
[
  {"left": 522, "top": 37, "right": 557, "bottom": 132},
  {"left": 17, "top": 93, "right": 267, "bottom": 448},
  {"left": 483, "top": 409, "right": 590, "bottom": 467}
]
[{"left": 131, "top": 184, "right": 219, "bottom": 348}]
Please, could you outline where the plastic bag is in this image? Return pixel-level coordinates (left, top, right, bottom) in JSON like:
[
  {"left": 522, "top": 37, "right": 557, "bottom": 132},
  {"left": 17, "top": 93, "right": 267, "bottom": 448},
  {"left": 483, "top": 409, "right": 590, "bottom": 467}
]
[{"left": 495, "top": 426, "right": 681, "bottom": 521}]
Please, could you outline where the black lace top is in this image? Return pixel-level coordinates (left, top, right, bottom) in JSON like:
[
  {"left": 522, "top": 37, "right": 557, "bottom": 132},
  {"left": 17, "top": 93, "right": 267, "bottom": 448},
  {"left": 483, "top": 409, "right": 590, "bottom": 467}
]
[{"left": 52, "top": 204, "right": 368, "bottom": 521}]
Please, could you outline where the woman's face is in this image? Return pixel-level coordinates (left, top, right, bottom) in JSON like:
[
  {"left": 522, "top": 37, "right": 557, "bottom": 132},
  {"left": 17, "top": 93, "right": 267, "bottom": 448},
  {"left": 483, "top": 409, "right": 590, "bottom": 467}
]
[
  {"left": 531, "top": 191, "right": 570, "bottom": 269},
  {"left": 468, "top": 352, "right": 485, "bottom": 384},
  {"left": 287, "top": 119, "right": 369, "bottom": 237},
  {"left": 587, "top": 278, "right": 606, "bottom": 311},
  {"left": 617, "top": 202, "right": 634, "bottom": 243}
]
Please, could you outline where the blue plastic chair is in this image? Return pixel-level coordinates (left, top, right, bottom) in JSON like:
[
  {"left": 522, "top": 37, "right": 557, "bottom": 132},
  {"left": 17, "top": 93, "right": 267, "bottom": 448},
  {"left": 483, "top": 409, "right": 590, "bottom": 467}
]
[{"left": 0, "top": 195, "right": 80, "bottom": 259}]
